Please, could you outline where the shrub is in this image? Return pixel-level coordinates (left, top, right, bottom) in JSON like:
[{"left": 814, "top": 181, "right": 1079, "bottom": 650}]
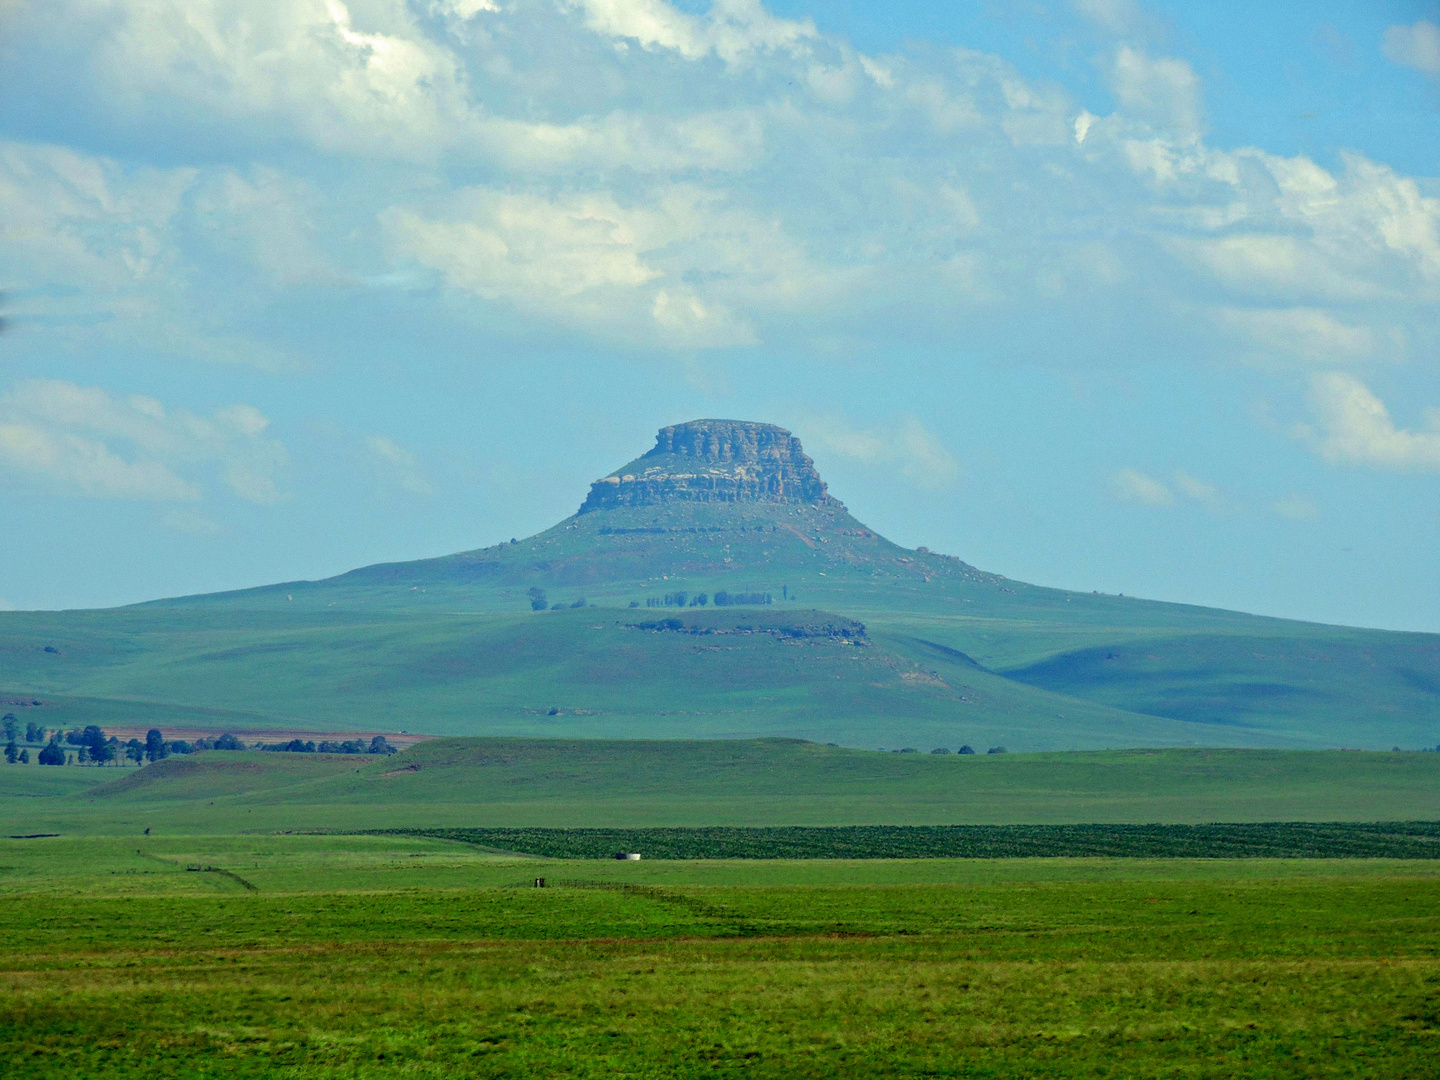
[
  {"left": 930, "top": 747, "right": 951, "bottom": 754},
  {"left": 957, "top": 745, "right": 976, "bottom": 755},
  {"left": 987, "top": 746, "right": 1008, "bottom": 754}
]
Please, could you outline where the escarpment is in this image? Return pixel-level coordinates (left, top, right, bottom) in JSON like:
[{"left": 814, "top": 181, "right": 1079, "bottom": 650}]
[{"left": 578, "top": 420, "right": 838, "bottom": 513}]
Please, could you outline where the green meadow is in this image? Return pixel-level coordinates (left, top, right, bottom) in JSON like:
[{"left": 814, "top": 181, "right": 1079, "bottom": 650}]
[
  {"left": 2, "top": 832, "right": 1439, "bottom": 1078},
  {"left": 7, "top": 738, "right": 1440, "bottom": 834},
  {"left": 4, "top": 739, "right": 1440, "bottom": 1076}
]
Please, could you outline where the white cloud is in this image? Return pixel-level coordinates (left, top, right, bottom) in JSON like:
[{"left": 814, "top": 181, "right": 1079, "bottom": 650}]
[
  {"left": 1383, "top": 20, "right": 1440, "bottom": 77},
  {"left": 568, "top": 0, "right": 816, "bottom": 65},
  {"left": 382, "top": 184, "right": 822, "bottom": 347},
  {"left": 1109, "top": 467, "right": 1227, "bottom": 509},
  {"left": 1173, "top": 470, "right": 1219, "bottom": 505},
  {"left": 0, "top": 380, "right": 286, "bottom": 501},
  {"left": 1213, "top": 308, "right": 1402, "bottom": 366},
  {"left": 82, "top": 0, "right": 475, "bottom": 160},
  {"left": 1109, "top": 467, "right": 1172, "bottom": 506},
  {"left": 366, "top": 434, "right": 434, "bottom": 496},
  {"left": 1296, "top": 372, "right": 1440, "bottom": 471},
  {"left": 1273, "top": 494, "right": 1317, "bottom": 521},
  {"left": 1109, "top": 47, "right": 1203, "bottom": 137},
  {"left": 0, "top": 0, "right": 1435, "bottom": 376},
  {"left": 804, "top": 415, "right": 960, "bottom": 490}
]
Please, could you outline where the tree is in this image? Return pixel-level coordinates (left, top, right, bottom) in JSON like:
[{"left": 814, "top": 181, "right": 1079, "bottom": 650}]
[
  {"left": 957, "top": 745, "right": 976, "bottom": 755},
  {"left": 24, "top": 721, "right": 42, "bottom": 743},
  {"left": 144, "top": 728, "right": 167, "bottom": 762},
  {"left": 2, "top": 714, "right": 17, "bottom": 742},
  {"left": 4, "top": 741, "right": 17, "bottom": 764},
  {"left": 18, "top": 749, "right": 28, "bottom": 764},
  {"left": 38, "top": 737, "right": 66, "bottom": 766},
  {"left": 213, "top": 733, "right": 244, "bottom": 750},
  {"left": 126, "top": 740, "right": 144, "bottom": 765},
  {"left": 528, "top": 587, "right": 548, "bottom": 611},
  {"left": 368, "top": 735, "right": 396, "bottom": 755},
  {"left": 79, "top": 726, "right": 112, "bottom": 765}
]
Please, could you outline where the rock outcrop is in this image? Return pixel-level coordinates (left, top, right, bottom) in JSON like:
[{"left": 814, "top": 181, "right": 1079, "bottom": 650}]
[{"left": 578, "top": 419, "right": 838, "bottom": 514}]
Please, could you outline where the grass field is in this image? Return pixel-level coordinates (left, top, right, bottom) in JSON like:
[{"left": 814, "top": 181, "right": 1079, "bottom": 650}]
[
  {"left": 2, "top": 833, "right": 1438, "bottom": 1077},
  {"left": 6, "top": 739, "right": 1440, "bottom": 835}
]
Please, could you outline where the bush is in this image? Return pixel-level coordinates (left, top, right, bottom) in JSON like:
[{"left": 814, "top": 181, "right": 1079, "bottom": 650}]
[
  {"left": 930, "top": 747, "right": 951, "bottom": 754},
  {"left": 987, "top": 746, "right": 1008, "bottom": 755},
  {"left": 212, "top": 733, "right": 245, "bottom": 751},
  {"left": 18, "top": 749, "right": 28, "bottom": 764},
  {"left": 957, "top": 745, "right": 976, "bottom": 755},
  {"left": 168, "top": 740, "right": 192, "bottom": 754}
]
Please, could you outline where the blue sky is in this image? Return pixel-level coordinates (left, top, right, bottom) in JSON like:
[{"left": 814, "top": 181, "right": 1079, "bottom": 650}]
[{"left": 1, "top": 0, "right": 1438, "bottom": 630}]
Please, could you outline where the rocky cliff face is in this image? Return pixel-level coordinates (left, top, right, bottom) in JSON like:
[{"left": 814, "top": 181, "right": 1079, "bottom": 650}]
[{"left": 578, "top": 419, "right": 838, "bottom": 513}]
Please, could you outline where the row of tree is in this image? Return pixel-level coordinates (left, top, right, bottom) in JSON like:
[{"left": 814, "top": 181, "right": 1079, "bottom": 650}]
[
  {"left": 640, "top": 590, "right": 775, "bottom": 609},
  {"left": 3, "top": 724, "right": 253, "bottom": 766},
  {"left": 259, "top": 736, "right": 397, "bottom": 755}
]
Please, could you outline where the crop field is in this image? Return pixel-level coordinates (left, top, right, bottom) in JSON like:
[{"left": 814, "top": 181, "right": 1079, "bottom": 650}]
[
  {"left": 388, "top": 821, "right": 1440, "bottom": 859},
  {"left": 1, "top": 833, "right": 1439, "bottom": 1078}
]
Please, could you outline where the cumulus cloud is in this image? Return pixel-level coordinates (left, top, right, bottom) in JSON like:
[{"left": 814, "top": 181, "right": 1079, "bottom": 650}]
[
  {"left": 1295, "top": 372, "right": 1440, "bottom": 471},
  {"left": 366, "top": 434, "right": 434, "bottom": 496},
  {"left": 1383, "top": 20, "right": 1440, "bottom": 77},
  {"left": 0, "top": 380, "right": 286, "bottom": 501},
  {"left": 0, "top": 0, "right": 1435, "bottom": 383},
  {"left": 803, "top": 415, "right": 960, "bottom": 490},
  {"left": 1109, "top": 47, "right": 1204, "bottom": 136}
]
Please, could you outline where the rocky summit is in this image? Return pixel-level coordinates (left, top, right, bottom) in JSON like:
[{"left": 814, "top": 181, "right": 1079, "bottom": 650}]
[{"left": 578, "top": 420, "right": 836, "bottom": 513}]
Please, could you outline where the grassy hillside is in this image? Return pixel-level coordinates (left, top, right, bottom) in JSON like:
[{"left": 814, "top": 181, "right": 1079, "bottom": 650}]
[
  {"left": 3, "top": 601, "right": 1437, "bottom": 749},
  {"left": 7, "top": 738, "right": 1440, "bottom": 834},
  {"left": 0, "top": 473, "right": 1434, "bottom": 749}
]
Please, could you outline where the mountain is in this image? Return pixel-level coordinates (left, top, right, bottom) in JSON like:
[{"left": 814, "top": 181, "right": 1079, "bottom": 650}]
[{"left": 2, "top": 419, "right": 1438, "bottom": 751}]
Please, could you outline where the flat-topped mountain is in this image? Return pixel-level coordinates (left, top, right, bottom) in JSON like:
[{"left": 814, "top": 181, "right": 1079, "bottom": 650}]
[
  {"left": 16, "top": 416, "right": 1428, "bottom": 751},
  {"left": 579, "top": 419, "right": 836, "bottom": 512}
]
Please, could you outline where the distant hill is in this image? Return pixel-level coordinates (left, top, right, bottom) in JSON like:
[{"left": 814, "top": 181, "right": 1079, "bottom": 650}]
[{"left": 2, "top": 419, "right": 1438, "bottom": 749}]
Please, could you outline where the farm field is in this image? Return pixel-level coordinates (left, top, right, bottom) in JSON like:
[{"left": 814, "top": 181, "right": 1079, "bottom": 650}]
[{"left": 1, "top": 833, "right": 1438, "bottom": 1078}]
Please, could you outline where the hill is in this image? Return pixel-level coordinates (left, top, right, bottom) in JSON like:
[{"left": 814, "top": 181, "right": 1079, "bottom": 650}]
[{"left": 1, "top": 418, "right": 1437, "bottom": 749}]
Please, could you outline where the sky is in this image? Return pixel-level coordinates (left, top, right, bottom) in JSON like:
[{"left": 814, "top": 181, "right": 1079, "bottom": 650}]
[{"left": 0, "top": 0, "right": 1438, "bottom": 631}]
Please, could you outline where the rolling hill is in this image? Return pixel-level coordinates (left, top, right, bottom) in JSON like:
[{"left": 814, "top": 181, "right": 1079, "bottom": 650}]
[{"left": 1, "top": 418, "right": 1437, "bottom": 749}]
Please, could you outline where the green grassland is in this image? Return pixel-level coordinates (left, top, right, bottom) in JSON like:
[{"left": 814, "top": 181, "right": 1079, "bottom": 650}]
[
  {"left": 6, "top": 738, "right": 1440, "bottom": 836},
  {"left": 2, "top": 831, "right": 1438, "bottom": 1077}
]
